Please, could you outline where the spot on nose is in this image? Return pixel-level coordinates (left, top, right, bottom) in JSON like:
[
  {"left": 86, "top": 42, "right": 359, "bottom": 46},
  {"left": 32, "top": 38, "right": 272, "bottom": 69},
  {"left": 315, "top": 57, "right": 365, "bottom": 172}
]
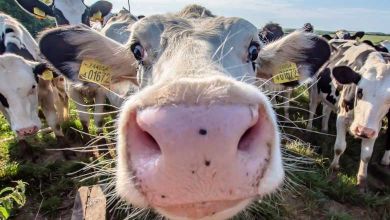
[
  {"left": 204, "top": 160, "right": 211, "bottom": 167},
  {"left": 199, "top": 129, "right": 207, "bottom": 135}
]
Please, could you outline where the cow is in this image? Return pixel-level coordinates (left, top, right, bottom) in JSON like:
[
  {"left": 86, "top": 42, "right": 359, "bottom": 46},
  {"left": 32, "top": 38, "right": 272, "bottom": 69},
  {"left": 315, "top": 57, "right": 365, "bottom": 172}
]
[
  {"left": 37, "top": 5, "right": 330, "bottom": 219},
  {"left": 0, "top": 12, "right": 69, "bottom": 154},
  {"left": 362, "top": 40, "right": 389, "bottom": 53},
  {"left": 258, "top": 22, "right": 284, "bottom": 44},
  {"left": 100, "top": 8, "right": 138, "bottom": 44},
  {"left": 15, "top": 0, "right": 115, "bottom": 144},
  {"left": 14, "top": 0, "right": 113, "bottom": 26},
  {"left": 331, "top": 49, "right": 390, "bottom": 188},
  {"left": 259, "top": 22, "right": 315, "bottom": 120},
  {"left": 322, "top": 30, "right": 365, "bottom": 41},
  {"left": 307, "top": 39, "right": 364, "bottom": 132},
  {"left": 308, "top": 39, "right": 389, "bottom": 188}
]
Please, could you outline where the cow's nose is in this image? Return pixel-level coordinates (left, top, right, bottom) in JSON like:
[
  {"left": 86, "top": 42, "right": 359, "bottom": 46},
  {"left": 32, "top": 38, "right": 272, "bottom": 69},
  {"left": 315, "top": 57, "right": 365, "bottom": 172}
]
[
  {"left": 134, "top": 105, "right": 259, "bottom": 162},
  {"left": 355, "top": 125, "right": 376, "bottom": 139},
  {"left": 16, "top": 126, "right": 39, "bottom": 137},
  {"left": 125, "top": 104, "right": 276, "bottom": 217}
]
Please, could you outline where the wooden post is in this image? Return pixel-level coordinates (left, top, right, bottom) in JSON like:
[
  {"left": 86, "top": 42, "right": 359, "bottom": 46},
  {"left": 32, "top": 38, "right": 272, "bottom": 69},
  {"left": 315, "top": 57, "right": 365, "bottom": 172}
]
[{"left": 71, "top": 185, "right": 106, "bottom": 220}]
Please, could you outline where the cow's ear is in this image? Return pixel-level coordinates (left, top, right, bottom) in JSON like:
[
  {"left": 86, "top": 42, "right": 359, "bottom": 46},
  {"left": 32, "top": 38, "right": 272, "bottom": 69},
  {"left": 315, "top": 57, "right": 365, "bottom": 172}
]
[
  {"left": 89, "top": 0, "right": 113, "bottom": 19},
  {"left": 332, "top": 66, "right": 361, "bottom": 85},
  {"left": 33, "top": 62, "right": 58, "bottom": 77},
  {"left": 257, "top": 31, "right": 331, "bottom": 87},
  {"left": 14, "top": 0, "right": 54, "bottom": 19},
  {"left": 38, "top": 25, "right": 138, "bottom": 85},
  {"left": 352, "top": 31, "right": 365, "bottom": 40},
  {"left": 322, "top": 34, "right": 332, "bottom": 41}
]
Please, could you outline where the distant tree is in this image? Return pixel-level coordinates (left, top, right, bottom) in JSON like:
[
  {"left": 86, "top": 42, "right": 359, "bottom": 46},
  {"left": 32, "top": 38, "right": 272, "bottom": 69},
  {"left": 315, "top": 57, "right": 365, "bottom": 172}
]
[{"left": 0, "top": 0, "right": 54, "bottom": 36}]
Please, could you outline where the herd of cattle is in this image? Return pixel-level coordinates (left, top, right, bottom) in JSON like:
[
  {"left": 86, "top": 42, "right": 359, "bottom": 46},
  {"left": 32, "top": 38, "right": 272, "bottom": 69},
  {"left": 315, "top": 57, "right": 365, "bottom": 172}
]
[{"left": 1, "top": 1, "right": 390, "bottom": 219}]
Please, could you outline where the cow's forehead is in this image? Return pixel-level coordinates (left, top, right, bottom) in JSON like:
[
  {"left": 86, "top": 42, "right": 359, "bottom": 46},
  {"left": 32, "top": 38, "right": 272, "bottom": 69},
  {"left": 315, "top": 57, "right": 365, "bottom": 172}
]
[
  {"left": 0, "top": 56, "right": 34, "bottom": 87},
  {"left": 131, "top": 15, "right": 257, "bottom": 43}
]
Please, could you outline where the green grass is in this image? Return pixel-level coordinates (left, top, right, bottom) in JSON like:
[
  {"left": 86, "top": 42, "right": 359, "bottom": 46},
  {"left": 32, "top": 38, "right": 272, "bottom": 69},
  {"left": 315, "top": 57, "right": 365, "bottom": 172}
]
[{"left": 362, "top": 35, "right": 390, "bottom": 44}]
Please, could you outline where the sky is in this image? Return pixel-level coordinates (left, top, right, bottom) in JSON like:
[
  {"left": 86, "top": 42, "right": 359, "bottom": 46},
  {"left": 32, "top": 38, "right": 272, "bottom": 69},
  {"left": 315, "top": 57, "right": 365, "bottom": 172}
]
[{"left": 85, "top": 0, "right": 390, "bottom": 33}]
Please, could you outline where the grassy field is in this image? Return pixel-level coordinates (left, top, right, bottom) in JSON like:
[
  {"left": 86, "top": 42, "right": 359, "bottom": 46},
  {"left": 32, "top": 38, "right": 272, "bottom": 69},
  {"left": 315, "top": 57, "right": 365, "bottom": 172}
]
[{"left": 362, "top": 35, "right": 390, "bottom": 44}]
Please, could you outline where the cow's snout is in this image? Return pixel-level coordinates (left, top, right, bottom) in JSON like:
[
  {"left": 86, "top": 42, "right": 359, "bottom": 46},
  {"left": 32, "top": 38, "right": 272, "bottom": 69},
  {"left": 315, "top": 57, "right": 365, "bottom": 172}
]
[
  {"left": 354, "top": 125, "right": 376, "bottom": 139},
  {"left": 124, "top": 103, "right": 278, "bottom": 219},
  {"left": 16, "top": 126, "right": 39, "bottom": 137}
]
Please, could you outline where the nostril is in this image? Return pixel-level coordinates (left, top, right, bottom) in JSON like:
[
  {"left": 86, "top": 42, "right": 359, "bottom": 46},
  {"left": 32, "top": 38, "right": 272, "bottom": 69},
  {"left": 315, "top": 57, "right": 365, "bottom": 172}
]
[
  {"left": 238, "top": 126, "right": 255, "bottom": 151},
  {"left": 140, "top": 129, "right": 161, "bottom": 152},
  {"left": 132, "top": 112, "right": 161, "bottom": 153},
  {"left": 238, "top": 115, "right": 260, "bottom": 152}
]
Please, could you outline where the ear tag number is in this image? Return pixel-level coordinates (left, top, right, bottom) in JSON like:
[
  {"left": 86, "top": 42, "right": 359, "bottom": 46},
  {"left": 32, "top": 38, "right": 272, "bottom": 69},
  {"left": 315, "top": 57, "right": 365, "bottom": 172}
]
[
  {"left": 273, "top": 61, "right": 300, "bottom": 84},
  {"left": 41, "top": 69, "right": 54, "bottom": 81},
  {"left": 33, "top": 7, "right": 46, "bottom": 19},
  {"left": 78, "top": 59, "right": 111, "bottom": 86}
]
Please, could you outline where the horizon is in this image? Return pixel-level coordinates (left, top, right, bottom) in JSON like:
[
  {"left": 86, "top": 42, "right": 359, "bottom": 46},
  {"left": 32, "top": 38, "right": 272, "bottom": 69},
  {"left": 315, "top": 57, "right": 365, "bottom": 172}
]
[{"left": 85, "top": 0, "right": 390, "bottom": 34}]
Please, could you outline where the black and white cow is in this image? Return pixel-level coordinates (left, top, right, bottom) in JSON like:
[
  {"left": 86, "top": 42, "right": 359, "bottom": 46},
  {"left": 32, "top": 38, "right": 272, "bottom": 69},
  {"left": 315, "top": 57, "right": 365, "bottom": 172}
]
[
  {"left": 331, "top": 50, "right": 390, "bottom": 187},
  {"left": 15, "top": 0, "right": 112, "bottom": 26},
  {"left": 322, "top": 30, "right": 365, "bottom": 41},
  {"left": 362, "top": 40, "right": 389, "bottom": 53},
  {"left": 15, "top": 0, "right": 115, "bottom": 144},
  {"left": 0, "top": 12, "right": 69, "bottom": 150},
  {"left": 259, "top": 22, "right": 315, "bottom": 120},
  {"left": 309, "top": 39, "right": 390, "bottom": 188}
]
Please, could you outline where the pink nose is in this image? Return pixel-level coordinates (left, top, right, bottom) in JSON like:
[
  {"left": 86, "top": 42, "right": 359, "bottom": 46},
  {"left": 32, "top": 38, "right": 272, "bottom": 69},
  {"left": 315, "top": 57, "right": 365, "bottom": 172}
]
[
  {"left": 16, "top": 126, "right": 39, "bottom": 137},
  {"left": 355, "top": 125, "right": 376, "bottom": 139},
  {"left": 126, "top": 104, "right": 274, "bottom": 218}
]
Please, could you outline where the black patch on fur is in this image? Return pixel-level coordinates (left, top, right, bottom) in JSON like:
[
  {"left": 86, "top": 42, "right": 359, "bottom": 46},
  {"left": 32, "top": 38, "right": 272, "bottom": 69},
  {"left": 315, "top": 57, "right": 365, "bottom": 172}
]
[
  {"left": 5, "top": 42, "right": 34, "bottom": 61},
  {"left": 362, "top": 40, "right": 389, "bottom": 53},
  {"left": 259, "top": 22, "right": 284, "bottom": 44},
  {"left": 332, "top": 66, "right": 361, "bottom": 85},
  {"left": 89, "top": 0, "right": 112, "bottom": 18},
  {"left": 386, "top": 111, "right": 390, "bottom": 151},
  {"left": 317, "top": 68, "right": 337, "bottom": 104},
  {"left": 14, "top": 0, "right": 54, "bottom": 17},
  {"left": 39, "top": 25, "right": 86, "bottom": 81},
  {"left": 322, "top": 34, "right": 332, "bottom": 41},
  {"left": 351, "top": 31, "right": 365, "bottom": 40},
  {"left": 0, "top": 93, "right": 9, "bottom": 108},
  {"left": 5, "top": 28, "right": 14, "bottom": 33},
  {"left": 0, "top": 34, "right": 5, "bottom": 55}
]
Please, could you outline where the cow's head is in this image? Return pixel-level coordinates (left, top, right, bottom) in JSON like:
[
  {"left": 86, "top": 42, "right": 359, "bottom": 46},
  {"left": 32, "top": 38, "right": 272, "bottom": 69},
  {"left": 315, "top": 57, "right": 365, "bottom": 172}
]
[
  {"left": 323, "top": 30, "right": 365, "bottom": 41},
  {"left": 332, "top": 53, "right": 390, "bottom": 139},
  {"left": 258, "top": 22, "right": 284, "bottom": 44},
  {"left": 38, "top": 5, "right": 330, "bottom": 219},
  {"left": 15, "top": 0, "right": 112, "bottom": 26},
  {"left": 0, "top": 54, "right": 50, "bottom": 137}
]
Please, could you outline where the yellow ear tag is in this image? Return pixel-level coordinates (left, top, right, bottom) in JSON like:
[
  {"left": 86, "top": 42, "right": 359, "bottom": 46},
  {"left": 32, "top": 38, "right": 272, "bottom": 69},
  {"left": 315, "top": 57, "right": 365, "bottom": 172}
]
[
  {"left": 273, "top": 61, "right": 300, "bottom": 84},
  {"left": 39, "top": 0, "right": 53, "bottom": 5},
  {"left": 78, "top": 59, "right": 111, "bottom": 86},
  {"left": 41, "top": 69, "right": 54, "bottom": 80},
  {"left": 91, "top": 11, "right": 103, "bottom": 22},
  {"left": 33, "top": 7, "right": 46, "bottom": 19}
]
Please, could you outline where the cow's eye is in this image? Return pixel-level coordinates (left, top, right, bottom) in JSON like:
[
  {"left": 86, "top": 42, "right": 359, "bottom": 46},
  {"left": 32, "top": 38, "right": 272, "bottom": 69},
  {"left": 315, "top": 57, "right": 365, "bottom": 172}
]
[
  {"left": 357, "top": 88, "right": 363, "bottom": 99},
  {"left": 131, "top": 43, "right": 145, "bottom": 61},
  {"left": 32, "top": 85, "right": 36, "bottom": 89},
  {"left": 248, "top": 42, "right": 260, "bottom": 61}
]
